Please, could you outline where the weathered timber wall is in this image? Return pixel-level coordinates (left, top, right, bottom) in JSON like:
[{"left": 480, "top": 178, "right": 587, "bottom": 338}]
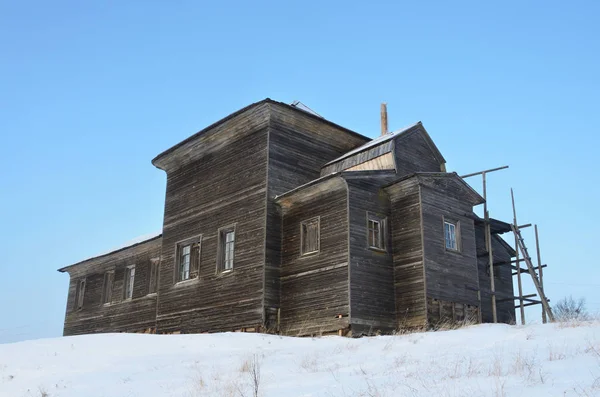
[
  {"left": 385, "top": 179, "right": 427, "bottom": 329},
  {"left": 280, "top": 180, "right": 350, "bottom": 336},
  {"left": 394, "top": 130, "right": 443, "bottom": 177},
  {"left": 320, "top": 141, "right": 393, "bottom": 176},
  {"left": 420, "top": 183, "right": 480, "bottom": 310},
  {"left": 156, "top": 104, "right": 271, "bottom": 334},
  {"left": 63, "top": 237, "right": 162, "bottom": 336},
  {"left": 346, "top": 177, "right": 395, "bottom": 335},
  {"left": 476, "top": 226, "right": 516, "bottom": 324},
  {"left": 265, "top": 104, "right": 368, "bottom": 330}
]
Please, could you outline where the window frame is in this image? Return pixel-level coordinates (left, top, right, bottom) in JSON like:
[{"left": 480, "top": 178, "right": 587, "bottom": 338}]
[
  {"left": 75, "top": 278, "right": 86, "bottom": 311},
  {"left": 174, "top": 235, "right": 202, "bottom": 283},
  {"left": 366, "top": 212, "right": 387, "bottom": 251},
  {"left": 101, "top": 270, "right": 115, "bottom": 305},
  {"left": 217, "top": 225, "right": 236, "bottom": 273},
  {"left": 147, "top": 259, "right": 160, "bottom": 295},
  {"left": 300, "top": 217, "right": 320, "bottom": 257},
  {"left": 443, "top": 217, "right": 461, "bottom": 252},
  {"left": 123, "top": 265, "right": 136, "bottom": 300}
]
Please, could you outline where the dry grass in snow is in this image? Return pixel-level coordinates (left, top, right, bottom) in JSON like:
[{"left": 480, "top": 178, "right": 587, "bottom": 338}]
[{"left": 0, "top": 321, "right": 599, "bottom": 397}]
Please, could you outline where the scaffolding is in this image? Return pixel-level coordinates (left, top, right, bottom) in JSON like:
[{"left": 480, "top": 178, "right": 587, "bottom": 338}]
[{"left": 461, "top": 166, "right": 553, "bottom": 324}]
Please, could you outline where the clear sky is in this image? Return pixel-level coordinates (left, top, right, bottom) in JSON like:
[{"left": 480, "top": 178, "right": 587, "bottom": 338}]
[{"left": 1, "top": 0, "right": 599, "bottom": 343}]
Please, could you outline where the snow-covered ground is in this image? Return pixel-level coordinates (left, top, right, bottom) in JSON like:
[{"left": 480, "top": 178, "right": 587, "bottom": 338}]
[{"left": 1, "top": 322, "right": 599, "bottom": 397}]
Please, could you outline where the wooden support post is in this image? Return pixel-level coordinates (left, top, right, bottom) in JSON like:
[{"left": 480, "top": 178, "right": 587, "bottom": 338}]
[
  {"left": 511, "top": 189, "right": 526, "bottom": 325},
  {"left": 534, "top": 225, "right": 547, "bottom": 324},
  {"left": 483, "top": 172, "right": 497, "bottom": 323}
]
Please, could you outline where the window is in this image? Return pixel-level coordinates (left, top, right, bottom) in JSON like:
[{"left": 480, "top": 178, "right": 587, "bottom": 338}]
[
  {"left": 367, "top": 213, "right": 386, "bottom": 250},
  {"left": 75, "top": 278, "right": 86, "bottom": 310},
  {"left": 301, "top": 218, "right": 320, "bottom": 256},
  {"left": 148, "top": 260, "right": 159, "bottom": 294},
  {"left": 444, "top": 220, "right": 459, "bottom": 251},
  {"left": 101, "top": 271, "right": 114, "bottom": 304},
  {"left": 124, "top": 266, "right": 135, "bottom": 300},
  {"left": 175, "top": 237, "right": 201, "bottom": 282},
  {"left": 218, "top": 226, "right": 236, "bottom": 272}
]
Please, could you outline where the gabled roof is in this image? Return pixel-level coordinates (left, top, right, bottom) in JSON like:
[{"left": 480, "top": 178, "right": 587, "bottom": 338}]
[
  {"left": 275, "top": 169, "right": 397, "bottom": 202},
  {"left": 384, "top": 172, "right": 485, "bottom": 206},
  {"left": 323, "top": 121, "right": 446, "bottom": 167},
  {"left": 152, "top": 98, "right": 370, "bottom": 168},
  {"left": 57, "top": 232, "right": 162, "bottom": 273}
]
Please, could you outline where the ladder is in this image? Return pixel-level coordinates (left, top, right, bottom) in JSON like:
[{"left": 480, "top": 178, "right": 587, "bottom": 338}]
[{"left": 511, "top": 224, "right": 555, "bottom": 322}]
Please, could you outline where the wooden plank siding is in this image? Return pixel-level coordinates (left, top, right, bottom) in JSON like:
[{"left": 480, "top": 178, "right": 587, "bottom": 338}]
[
  {"left": 419, "top": 183, "right": 481, "bottom": 311},
  {"left": 320, "top": 141, "right": 393, "bottom": 176},
  {"left": 155, "top": 103, "right": 271, "bottom": 334},
  {"left": 394, "top": 129, "right": 444, "bottom": 177},
  {"left": 265, "top": 103, "right": 369, "bottom": 331},
  {"left": 279, "top": 179, "right": 350, "bottom": 336},
  {"left": 384, "top": 179, "right": 427, "bottom": 329},
  {"left": 476, "top": 226, "right": 516, "bottom": 324},
  {"left": 346, "top": 176, "right": 396, "bottom": 335},
  {"left": 62, "top": 237, "right": 162, "bottom": 336}
]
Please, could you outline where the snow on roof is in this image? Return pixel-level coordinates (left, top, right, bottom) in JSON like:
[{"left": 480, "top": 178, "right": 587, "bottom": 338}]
[
  {"left": 290, "top": 100, "right": 324, "bottom": 118},
  {"left": 323, "top": 121, "right": 422, "bottom": 166},
  {"left": 59, "top": 231, "right": 162, "bottom": 271}
]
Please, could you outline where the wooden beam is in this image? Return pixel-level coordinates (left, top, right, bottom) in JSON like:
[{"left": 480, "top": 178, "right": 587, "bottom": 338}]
[
  {"left": 460, "top": 165, "right": 509, "bottom": 179},
  {"left": 535, "top": 225, "right": 547, "bottom": 324},
  {"left": 512, "top": 188, "right": 526, "bottom": 325}
]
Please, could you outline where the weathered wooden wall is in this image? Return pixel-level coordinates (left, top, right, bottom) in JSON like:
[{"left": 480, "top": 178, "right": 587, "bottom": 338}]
[
  {"left": 385, "top": 178, "right": 427, "bottom": 329},
  {"left": 320, "top": 141, "right": 393, "bottom": 176},
  {"left": 394, "top": 129, "right": 444, "bottom": 177},
  {"left": 279, "top": 179, "right": 350, "bottom": 336},
  {"left": 155, "top": 104, "right": 271, "bottom": 334},
  {"left": 265, "top": 103, "right": 368, "bottom": 330},
  {"left": 476, "top": 226, "right": 516, "bottom": 324},
  {"left": 62, "top": 237, "right": 162, "bottom": 336},
  {"left": 346, "top": 175, "right": 396, "bottom": 335},
  {"left": 420, "top": 182, "right": 481, "bottom": 323}
]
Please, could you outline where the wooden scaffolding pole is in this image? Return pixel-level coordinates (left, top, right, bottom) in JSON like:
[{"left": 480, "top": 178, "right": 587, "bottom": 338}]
[
  {"left": 511, "top": 189, "right": 526, "bottom": 325},
  {"left": 483, "top": 172, "right": 497, "bottom": 323},
  {"left": 462, "top": 165, "right": 508, "bottom": 324},
  {"left": 534, "top": 225, "right": 547, "bottom": 324}
]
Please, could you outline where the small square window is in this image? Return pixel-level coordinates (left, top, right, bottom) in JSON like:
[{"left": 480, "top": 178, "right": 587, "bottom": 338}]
[
  {"left": 218, "top": 226, "right": 236, "bottom": 272},
  {"left": 444, "top": 220, "right": 459, "bottom": 251},
  {"left": 101, "top": 271, "right": 114, "bottom": 304},
  {"left": 367, "top": 213, "right": 386, "bottom": 250},
  {"left": 301, "top": 218, "right": 320, "bottom": 256},
  {"left": 124, "top": 265, "right": 136, "bottom": 300}
]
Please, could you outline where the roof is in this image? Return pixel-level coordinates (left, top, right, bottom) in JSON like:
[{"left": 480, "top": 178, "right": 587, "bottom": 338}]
[
  {"left": 151, "top": 98, "right": 370, "bottom": 167},
  {"left": 474, "top": 216, "right": 513, "bottom": 234},
  {"left": 274, "top": 170, "right": 397, "bottom": 202},
  {"left": 57, "top": 232, "right": 162, "bottom": 273},
  {"left": 383, "top": 172, "right": 485, "bottom": 205},
  {"left": 323, "top": 121, "right": 446, "bottom": 167}
]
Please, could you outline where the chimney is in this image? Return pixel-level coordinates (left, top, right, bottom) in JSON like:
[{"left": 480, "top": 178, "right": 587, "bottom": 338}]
[{"left": 380, "top": 103, "right": 388, "bottom": 136}]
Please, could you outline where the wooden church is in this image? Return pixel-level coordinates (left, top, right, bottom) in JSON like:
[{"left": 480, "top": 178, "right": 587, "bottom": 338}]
[{"left": 58, "top": 99, "right": 517, "bottom": 337}]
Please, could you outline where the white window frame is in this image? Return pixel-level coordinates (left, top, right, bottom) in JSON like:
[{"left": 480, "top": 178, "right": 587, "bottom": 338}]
[
  {"left": 217, "top": 225, "right": 236, "bottom": 273},
  {"left": 367, "top": 212, "right": 386, "bottom": 251},
  {"left": 124, "top": 265, "right": 136, "bottom": 300},
  {"left": 300, "top": 217, "right": 320, "bottom": 256},
  {"left": 101, "top": 271, "right": 114, "bottom": 305},
  {"left": 75, "top": 278, "right": 86, "bottom": 310},
  {"left": 444, "top": 218, "right": 460, "bottom": 252}
]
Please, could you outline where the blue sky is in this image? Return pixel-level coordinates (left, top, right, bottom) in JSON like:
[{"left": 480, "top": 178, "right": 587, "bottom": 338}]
[{"left": 1, "top": 0, "right": 598, "bottom": 343}]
